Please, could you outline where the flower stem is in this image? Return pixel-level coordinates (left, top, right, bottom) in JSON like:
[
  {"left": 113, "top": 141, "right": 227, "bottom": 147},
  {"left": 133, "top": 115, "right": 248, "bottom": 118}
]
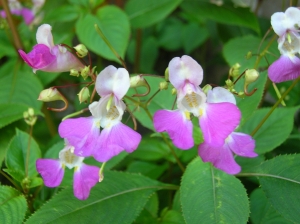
[
  {"left": 25, "top": 125, "right": 33, "bottom": 178},
  {"left": 0, "top": 170, "right": 22, "bottom": 191}
]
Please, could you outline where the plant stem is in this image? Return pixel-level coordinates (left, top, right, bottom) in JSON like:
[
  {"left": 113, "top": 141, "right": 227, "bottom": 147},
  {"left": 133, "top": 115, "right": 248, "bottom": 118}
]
[
  {"left": 134, "top": 29, "right": 142, "bottom": 73},
  {"left": 25, "top": 125, "right": 33, "bottom": 177},
  {"left": 0, "top": 170, "right": 22, "bottom": 191}
]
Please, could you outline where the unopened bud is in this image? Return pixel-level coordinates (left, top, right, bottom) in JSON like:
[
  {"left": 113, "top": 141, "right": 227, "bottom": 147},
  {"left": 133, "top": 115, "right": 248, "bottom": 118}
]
[
  {"left": 28, "top": 108, "right": 35, "bottom": 117},
  {"left": 81, "top": 66, "right": 90, "bottom": 80},
  {"left": 130, "top": 75, "right": 145, "bottom": 88},
  {"left": 23, "top": 108, "right": 37, "bottom": 126},
  {"left": 245, "top": 69, "right": 259, "bottom": 85},
  {"left": 74, "top": 44, "right": 88, "bottom": 57},
  {"left": 225, "top": 79, "right": 235, "bottom": 91},
  {"left": 202, "top": 84, "right": 212, "bottom": 94},
  {"left": 78, "top": 87, "right": 90, "bottom": 104},
  {"left": 70, "top": 69, "right": 80, "bottom": 77},
  {"left": 164, "top": 67, "right": 169, "bottom": 81},
  {"left": 246, "top": 51, "right": 252, "bottom": 59},
  {"left": 159, "top": 81, "right": 168, "bottom": 90},
  {"left": 229, "top": 63, "right": 241, "bottom": 78},
  {"left": 38, "top": 88, "right": 64, "bottom": 102},
  {"left": 171, "top": 88, "right": 177, "bottom": 95}
]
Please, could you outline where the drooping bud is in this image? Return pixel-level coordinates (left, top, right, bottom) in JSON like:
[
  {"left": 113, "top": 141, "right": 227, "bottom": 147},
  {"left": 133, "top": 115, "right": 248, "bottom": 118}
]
[
  {"left": 245, "top": 69, "right": 259, "bottom": 85},
  {"left": 159, "top": 81, "right": 168, "bottom": 90},
  {"left": 130, "top": 75, "right": 151, "bottom": 97},
  {"left": 171, "top": 88, "right": 177, "bottom": 95},
  {"left": 23, "top": 108, "right": 37, "bottom": 126},
  {"left": 74, "top": 44, "right": 88, "bottom": 57},
  {"left": 246, "top": 51, "right": 252, "bottom": 59},
  {"left": 202, "top": 84, "right": 212, "bottom": 94},
  {"left": 38, "top": 88, "right": 64, "bottom": 102},
  {"left": 70, "top": 69, "right": 80, "bottom": 77},
  {"left": 80, "top": 66, "right": 90, "bottom": 80},
  {"left": 78, "top": 87, "right": 90, "bottom": 104},
  {"left": 164, "top": 67, "right": 169, "bottom": 81},
  {"left": 229, "top": 63, "right": 241, "bottom": 78}
]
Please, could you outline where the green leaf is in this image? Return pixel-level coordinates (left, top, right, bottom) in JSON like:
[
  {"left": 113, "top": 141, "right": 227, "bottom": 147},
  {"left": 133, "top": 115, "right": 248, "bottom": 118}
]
[
  {"left": 127, "top": 161, "right": 168, "bottom": 179},
  {"left": 158, "top": 18, "right": 183, "bottom": 51},
  {"left": 76, "top": 6, "right": 130, "bottom": 63},
  {"left": 0, "top": 186, "right": 27, "bottom": 224},
  {"left": 135, "top": 193, "right": 159, "bottom": 223},
  {"left": 43, "top": 5, "right": 79, "bottom": 22},
  {"left": 5, "top": 129, "right": 41, "bottom": 182},
  {"left": 180, "top": 0, "right": 260, "bottom": 33},
  {"left": 250, "top": 188, "right": 292, "bottom": 224},
  {"left": 161, "top": 210, "right": 185, "bottom": 224},
  {"left": 0, "top": 31, "right": 17, "bottom": 59},
  {"left": 181, "top": 158, "right": 249, "bottom": 224},
  {"left": 240, "top": 107, "right": 298, "bottom": 154},
  {"left": 125, "top": 0, "right": 182, "bottom": 28},
  {"left": 257, "top": 154, "right": 300, "bottom": 223},
  {"left": 223, "top": 35, "right": 279, "bottom": 72},
  {"left": 26, "top": 171, "right": 169, "bottom": 224},
  {"left": 236, "top": 71, "right": 268, "bottom": 125},
  {"left": 0, "top": 104, "right": 30, "bottom": 129}
]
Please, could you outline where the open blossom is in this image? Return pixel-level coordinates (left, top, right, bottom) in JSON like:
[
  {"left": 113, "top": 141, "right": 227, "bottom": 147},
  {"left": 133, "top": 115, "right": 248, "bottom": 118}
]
[
  {"left": 198, "top": 87, "right": 257, "bottom": 174},
  {"left": 18, "top": 24, "right": 84, "bottom": 73},
  {"left": 59, "top": 65, "right": 141, "bottom": 162},
  {"left": 268, "top": 7, "right": 300, "bottom": 83},
  {"left": 36, "top": 142, "right": 99, "bottom": 200},
  {"left": 153, "top": 55, "right": 241, "bottom": 149}
]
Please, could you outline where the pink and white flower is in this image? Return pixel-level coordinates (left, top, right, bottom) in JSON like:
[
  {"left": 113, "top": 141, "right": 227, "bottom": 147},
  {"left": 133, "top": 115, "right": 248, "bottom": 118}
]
[
  {"left": 36, "top": 142, "right": 99, "bottom": 200},
  {"left": 153, "top": 56, "right": 241, "bottom": 149},
  {"left": 268, "top": 7, "right": 300, "bottom": 82},
  {"left": 18, "top": 24, "right": 84, "bottom": 73},
  {"left": 59, "top": 65, "right": 141, "bottom": 162},
  {"left": 198, "top": 87, "right": 257, "bottom": 174}
]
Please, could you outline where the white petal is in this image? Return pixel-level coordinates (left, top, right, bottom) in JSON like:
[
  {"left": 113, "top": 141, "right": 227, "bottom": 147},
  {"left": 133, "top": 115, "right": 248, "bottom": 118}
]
[
  {"left": 207, "top": 87, "right": 236, "bottom": 105},
  {"left": 36, "top": 24, "right": 55, "bottom": 48}
]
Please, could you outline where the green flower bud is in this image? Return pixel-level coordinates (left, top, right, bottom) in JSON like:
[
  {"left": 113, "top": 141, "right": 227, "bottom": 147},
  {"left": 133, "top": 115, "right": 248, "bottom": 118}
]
[
  {"left": 164, "top": 67, "right": 169, "bottom": 81},
  {"left": 78, "top": 87, "right": 90, "bottom": 104},
  {"left": 245, "top": 51, "right": 252, "bottom": 59},
  {"left": 229, "top": 63, "right": 241, "bottom": 78},
  {"left": 245, "top": 69, "right": 259, "bottom": 85},
  {"left": 202, "top": 84, "right": 212, "bottom": 94},
  {"left": 38, "top": 88, "right": 64, "bottom": 102},
  {"left": 81, "top": 66, "right": 90, "bottom": 80},
  {"left": 23, "top": 108, "right": 37, "bottom": 126},
  {"left": 171, "top": 88, "right": 177, "bottom": 95},
  {"left": 130, "top": 75, "right": 145, "bottom": 88},
  {"left": 70, "top": 69, "right": 80, "bottom": 77},
  {"left": 74, "top": 44, "right": 88, "bottom": 57},
  {"left": 159, "top": 81, "right": 168, "bottom": 90}
]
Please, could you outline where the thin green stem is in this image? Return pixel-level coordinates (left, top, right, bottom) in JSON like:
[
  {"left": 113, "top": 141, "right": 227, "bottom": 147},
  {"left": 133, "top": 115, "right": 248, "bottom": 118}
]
[
  {"left": 146, "top": 89, "right": 160, "bottom": 105},
  {"left": 25, "top": 125, "right": 33, "bottom": 178},
  {"left": 0, "top": 170, "right": 22, "bottom": 191},
  {"left": 62, "top": 108, "right": 89, "bottom": 121},
  {"left": 254, "top": 34, "right": 277, "bottom": 69},
  {"left": 251, "top": 76, "right": 300, "bottom": 136}
]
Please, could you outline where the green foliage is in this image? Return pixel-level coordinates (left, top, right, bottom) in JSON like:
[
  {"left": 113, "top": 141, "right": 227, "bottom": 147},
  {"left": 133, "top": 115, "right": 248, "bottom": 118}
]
[
  {"left": 26, "top": 171, "right": 170, "bottom": 224},
  {"left": 0, "top": 186, "right": 27, "bottom": 224},
  {"left": 181, "top": 158, "right": 249, "bottom": 224}
]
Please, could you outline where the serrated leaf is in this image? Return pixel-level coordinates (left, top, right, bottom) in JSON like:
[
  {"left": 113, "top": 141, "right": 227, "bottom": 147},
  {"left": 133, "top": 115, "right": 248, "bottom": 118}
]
[
  {"left": 240, "top": 107, "right": 298, "bottom": 154},
  {"left": 0, "top": 104, "right": 29, "bottom": 129},
  {"left": 125, "top": 0, "right": 182, "bottom": 28},
  {"left": 250, "top": 188, "right": 292, "bottom": 224},
  {"left": 256, "top": 155, "right": 300, "bottom": 223},
  {"left": 26, "top": 171, "right": 169, "bottom": 224},
  {"left": 5, "top": 129, "right": 41, "bottom": 182},
  {"left": 180, "top": 0, "right": 260, "bottom": 33},
  {"left": 76, "top": 6, "right": 130, "bottom": 63},
  {"left": 135, "top": 193, "right": 159, "bottom": 223},
  {"left": 0, "top": 186, "right": 27, "bottom": 224},
  {"left": 181, "top": 158, "right": 249, "bottom": 224}
]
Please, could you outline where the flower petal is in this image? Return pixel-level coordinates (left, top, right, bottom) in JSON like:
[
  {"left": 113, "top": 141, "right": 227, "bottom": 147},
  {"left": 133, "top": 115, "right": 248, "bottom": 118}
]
[
  {"left": 207, "top": 87, "right": 236, "bottom": 105},
  {"left": 36, "top": 24, "right": 55, "bottom": 48},
  {"left": 227, "top": 132, "right": 257, "bottom": 157},
  {"left": 36, "top": 159, "right": 64, "bottom": 187},
  {"left": 153, "top": 109, "right": 194, "bottom": 149},
  {"left": 169, "top": 55, "right": 203, "bottom": 89},
  {"left": 96, "top": 65, "right": 130, "bottom": 99},
  {"left": 21, "top": 8, "right": 34, "bottom": 25},
  {"left": 268, "top": 55, "right": 300, "bottom": 83},
  {"left": 93, "top": 122, "right": 141, "bottom": 162},
  {"left": 199, "top": 103, "right": 241, "bottom": 147},
  {"left": 18, "top": 44, "right": 56, "bottom": 70},
  {"left": 198, "top": 142, "right": 241, "bottom": 175},
  {"left": 58, "top": 117, "right": 100, "bottom": 157},
  {"left": 73, "top": 164, "right": 99, "bottom": 200}
]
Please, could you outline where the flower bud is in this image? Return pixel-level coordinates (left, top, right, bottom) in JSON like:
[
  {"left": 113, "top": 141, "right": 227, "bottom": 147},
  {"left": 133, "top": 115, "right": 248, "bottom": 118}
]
[
  {"left": 23, "top": 108, "right": 37, "bottom": 126},
  {"left": 164, "top": 67, "right": 169, "bottom": 81},
  {"left": 171, "top": 88, "right": 177, "bottom": 95},
  {"left": 245, "top": 69, "right": 259, "bottom": 85},
  {"left": 202, "top": 84, "right": 212, "bottom": 94},
  {"left": 38, "top": 88, "right": 64, "bottom": 102},
  {"left": 245, "top": 51, "right": 252, "bottom": 59},
  {"left": 70, "top": 69, "right": 80, "bottom": 77},
  {"left": 130, "top": 75, "right": 145, "bottom": 88},
  {"left": 225, "top": 79, "right": 235, "bottom": 92},
  {"left": 78, "top": 87, "right": 90, "bottom": 104},
  {"left": 229, "top": 63, "right": 241, "bottom": 78},
  {"left": 159, "top": 81, "right": 168, "bottom": 90},
  {"left": 74, "top": 44, "right": 88, "bottom": 57},
  {"left": 81, "top": 66, "right": 90, "bottom": 80}
]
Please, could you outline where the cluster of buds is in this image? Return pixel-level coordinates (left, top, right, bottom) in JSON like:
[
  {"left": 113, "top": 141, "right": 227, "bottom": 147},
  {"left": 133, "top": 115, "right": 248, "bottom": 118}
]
[{"left": 23, "top": 108, "right": 37, "bottom": 126}]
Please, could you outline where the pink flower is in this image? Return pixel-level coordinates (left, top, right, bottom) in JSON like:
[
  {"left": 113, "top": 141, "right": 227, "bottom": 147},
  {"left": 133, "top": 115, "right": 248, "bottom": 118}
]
[
  {"left": 36, "top": 142, "right": 99, "bottom": 200},
  {"left": 198, "top": 87, "right": 257, "bottom": 174},
  {"left": 59, "top": 66, "right": 141, "bottom": 162},
  {"left": 153, "top": 56, "right": 241, "bottom": 149},
  {"left": 18, "top": 24, "right": 84, "bottom": 73},
  {"left": 268, "top": 7, "right": 300, "bottom": 82}
]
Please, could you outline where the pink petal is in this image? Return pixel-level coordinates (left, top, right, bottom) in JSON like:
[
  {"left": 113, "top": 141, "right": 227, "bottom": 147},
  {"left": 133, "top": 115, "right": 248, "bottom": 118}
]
[
  {"left": 36, "top": 24, "right": 55, "bottom": 48},
  {"left": 36, "top": 159, "right": 64, "bottom": 187},
  {"left": 268, "top": 55, "right": 300, "bottom": 83},
  {"left": 199, "top": 103, "right": 241, "bottom": 147},
  {"left": 18, "top": 44, "right": 56, "bottom": 70},
  {"left": 198, "top": 142, "right": 241, "bottom": 175},
  {"left": 58, "top": 117, "right": 100, "bottom": 157},
  {"left": 153, "top": 109, "right": 194, "bottom": 150},
  {"left": 227, "top": 132, "right": 257, "bottom": 157},
  {"left": 21, "top": 8, "right": 34, "bottom": 25},
  {"left": 73, "top": 164, "right": 99, "bottom": 200},
  {"left": 169, "top": 55, "right": 203, "bottom": 89},
  {"left": 93, "top": 122, "right": 141, "bottom": 162},
  {"left": 207, "top": 87, "right": 236, "bottom": 105},
  {"left": 96, "top": 65, "right": 130, "bottom": 99}
]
